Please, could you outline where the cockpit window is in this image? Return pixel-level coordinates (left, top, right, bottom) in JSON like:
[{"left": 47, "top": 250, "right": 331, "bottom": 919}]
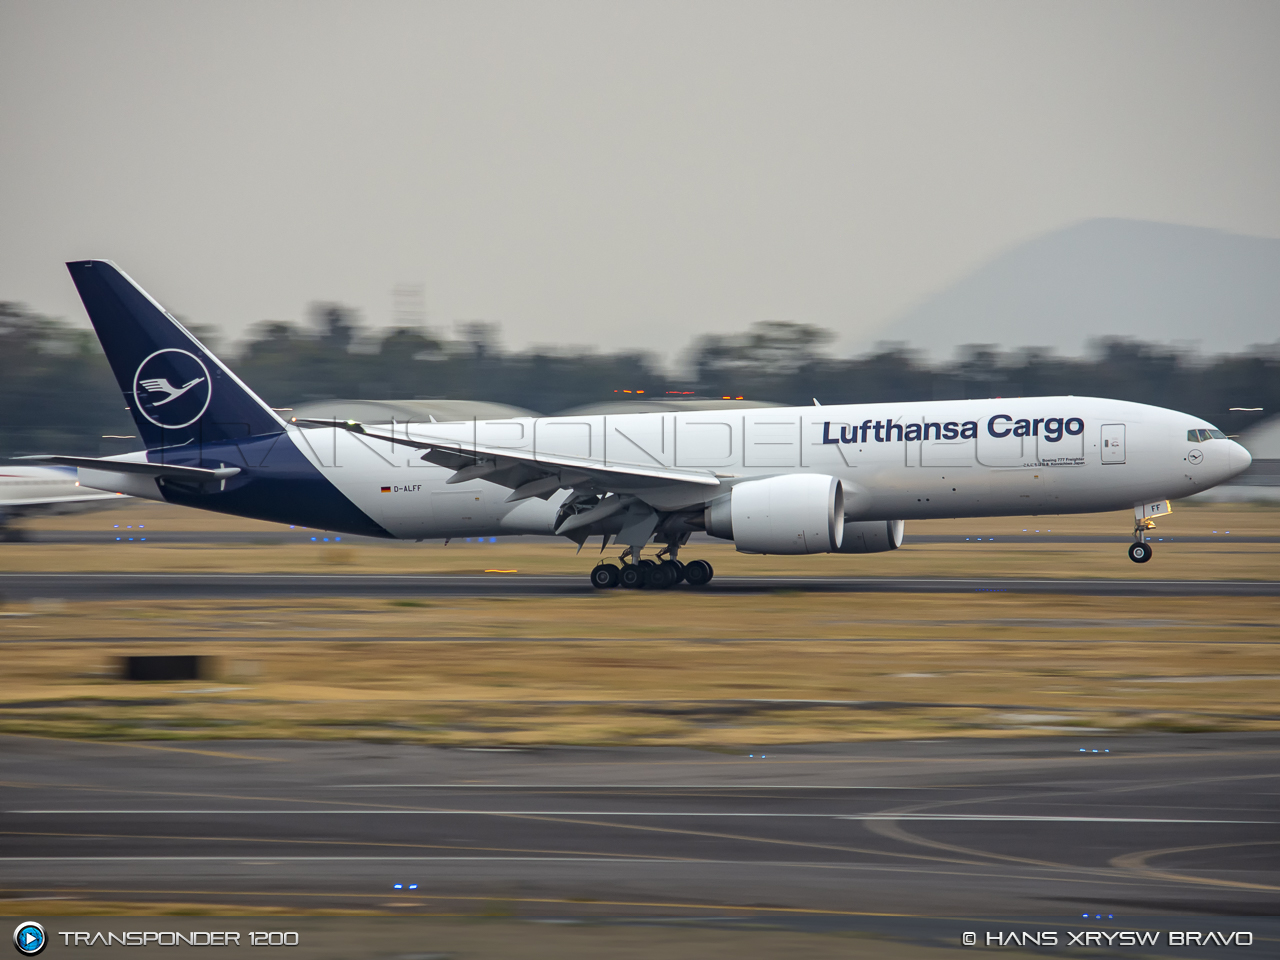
[
  {"left": 1208, "top": 429, "right": 1228, "bottom": 440},
  {"left": 1187, "top": 428, "right": 1222, "bottom": 442}
]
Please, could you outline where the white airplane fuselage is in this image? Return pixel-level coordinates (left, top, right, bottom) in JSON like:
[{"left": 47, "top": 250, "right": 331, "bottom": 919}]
[{"left": 84, "top": 395, "right": 1248, "bottom": 542}]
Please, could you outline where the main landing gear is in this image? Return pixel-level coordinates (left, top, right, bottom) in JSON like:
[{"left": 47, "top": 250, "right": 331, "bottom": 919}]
[
  {"left": 590, "top": 556, "right": 714, "bottom": 589},
  {"left": 1128, "top": 541, "right": 1152, "bottom": 564}
]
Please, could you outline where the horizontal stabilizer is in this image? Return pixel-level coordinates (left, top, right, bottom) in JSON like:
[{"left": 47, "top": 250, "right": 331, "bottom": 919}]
[{"left": 17, "top": 456, "right": 240, "bottom": 482}]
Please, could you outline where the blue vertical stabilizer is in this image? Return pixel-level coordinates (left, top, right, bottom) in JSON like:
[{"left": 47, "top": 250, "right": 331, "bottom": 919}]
[
  {"left": 64, "top": 259, "right": 392, "bottom": 537},
  {"left": 66, "top": 260, "right": 286, "bottom": 449}
]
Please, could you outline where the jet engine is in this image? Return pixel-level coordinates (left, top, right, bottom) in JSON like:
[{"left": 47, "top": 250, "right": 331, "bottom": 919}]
[
  {"left": 704, "top": 474, "right": 844, "bottom": 554},
  {"left": 835, "top": 519, "right": 904, "bottom": 553}
]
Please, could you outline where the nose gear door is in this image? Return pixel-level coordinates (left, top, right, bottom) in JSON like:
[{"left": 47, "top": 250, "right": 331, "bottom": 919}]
[{"left": 1101, "top": 423, "right": 1126, "bottom": 464}]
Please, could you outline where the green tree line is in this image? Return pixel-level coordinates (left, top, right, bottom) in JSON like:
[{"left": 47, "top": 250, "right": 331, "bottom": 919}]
[{"left": 2, "top": 303, "right": 1275, "bottom": 458}]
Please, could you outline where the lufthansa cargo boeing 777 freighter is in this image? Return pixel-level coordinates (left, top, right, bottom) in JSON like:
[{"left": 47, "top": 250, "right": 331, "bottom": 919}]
[{"left": 22, "top": 261, "right": 1252, "bottom": 588}]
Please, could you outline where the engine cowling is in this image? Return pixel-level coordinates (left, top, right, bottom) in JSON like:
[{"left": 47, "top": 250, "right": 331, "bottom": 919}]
[
  {"left": 704, "top": 474, "right": 844, "bottom": 554},
  {"left": 835, "top": 519, "right": 904, "bottom": 553}
]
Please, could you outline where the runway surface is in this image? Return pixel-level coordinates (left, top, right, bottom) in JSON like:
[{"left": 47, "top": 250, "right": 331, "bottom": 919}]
[
  {"left": 1, "top": 571, "right": 1277, "bottom": 601},
  {"left": 2, "top": 733, "right": 1277, "bottom": 918}
]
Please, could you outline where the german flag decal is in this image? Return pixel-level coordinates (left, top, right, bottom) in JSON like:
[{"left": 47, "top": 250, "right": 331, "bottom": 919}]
[{"left": 380, "top": 486, "right": 391, "bottom": 493}]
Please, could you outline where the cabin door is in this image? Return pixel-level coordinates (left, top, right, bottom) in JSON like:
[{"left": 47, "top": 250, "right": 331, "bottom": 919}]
[{"left": 1101, "top": 424, "right": 1126, "bottom": 464}]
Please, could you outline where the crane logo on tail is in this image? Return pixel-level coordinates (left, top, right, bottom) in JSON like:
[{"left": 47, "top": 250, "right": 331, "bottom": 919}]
[{"left": 133, "top": 348, "right": 212, "bottom": 428}]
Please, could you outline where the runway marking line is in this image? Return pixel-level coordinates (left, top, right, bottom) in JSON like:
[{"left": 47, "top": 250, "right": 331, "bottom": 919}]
[
  {"left": 435, "top": 809, "right": 1137, "bottom": 880},
  {"left": 1, "top": 807, "right": 999, "bottom": 870},
  {"left": 0, "top": 830, "right": 701, "bottom": 863},
  {"left": 335, "top": 784, "right": 918, "bottom": 789},
  {"left": 1111, "top": 841, "right": 1280, "bottom": 892},
  {"left": 0, "top": 732, "right": 289, "bottom": 763},
  {"left": 13, "top": 810, "right": 1275, "bottom": 824},
  {"left": 531, "top": 747, "right": 1280, "bottom": 767},
  {"left": 1096, "top": 769, "right": 1280, "bottom": 797},
  {"left": 865, "top": 806, "right": 1085, "bottom": 876}
]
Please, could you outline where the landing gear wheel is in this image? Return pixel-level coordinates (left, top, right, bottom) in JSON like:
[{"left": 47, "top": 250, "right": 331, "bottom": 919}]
[
  {"left": 683, "top": 559, "right": 714, "bottom": 586},
  {"left": 1128, "top": 541, "right": 1152, "bottom": 564},
  {"left": 619, "top": 564, "right": 646, "bottom": 589},
  {"left": 647, "top": 562, "right": 678, "bottom": 590},
  {"left": 659, "top": 560, "right": 684, "bottom": 586},
  {"left": 590, "top": 563, "right": 620, "bottom": 589}
]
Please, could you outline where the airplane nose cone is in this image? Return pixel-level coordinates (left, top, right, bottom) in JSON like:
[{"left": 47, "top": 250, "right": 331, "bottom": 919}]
[{"left": 1230, "top": 440, "right": 1253, "bottom": 475}]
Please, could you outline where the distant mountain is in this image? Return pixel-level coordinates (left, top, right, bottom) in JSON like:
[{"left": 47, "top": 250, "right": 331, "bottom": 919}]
[{"left": 872, "top": 219, "right": 1280, "bottom": 357}]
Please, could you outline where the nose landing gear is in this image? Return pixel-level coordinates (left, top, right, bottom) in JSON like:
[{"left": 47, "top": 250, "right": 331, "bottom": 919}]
[
  {"left": 1128, "top": 500, "right": 1168, "bottom": 563},
  {"left": 1128, "top": 500, "right": 1171, "bottom": 562}
]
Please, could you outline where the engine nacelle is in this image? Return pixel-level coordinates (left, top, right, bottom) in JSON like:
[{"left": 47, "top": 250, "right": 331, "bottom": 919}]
[
  {"left": 705, "top": 474, "right": 844, "bottom": 554},
  {"left": 835, "top": 519, "right": 904, "bottom": 553}
]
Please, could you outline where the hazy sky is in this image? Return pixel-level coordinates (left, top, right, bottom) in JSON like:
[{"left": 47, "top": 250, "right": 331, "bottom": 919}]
[{"left": 2, "top": 1, "right": 1278, "bottom": 359}]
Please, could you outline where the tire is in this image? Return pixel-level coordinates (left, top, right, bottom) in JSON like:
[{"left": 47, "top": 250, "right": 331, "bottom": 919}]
[
  {"left": 590, "top": 563, "right": 620, "bottom": 589},
  {"left": 683, "top": 559, "right": 713, "bottom": 586},
  {"left": 659, "top": 560, "right": 684, "bottom": 585},
  {"left": 1128, "top": 541, "right": 1152, "bottom": 563},
  {"left": 647, "top": 562, "right": 677, "bottom": 590},
  {"left": 619, "top": 564, "right": 646, "bottom": 589}
]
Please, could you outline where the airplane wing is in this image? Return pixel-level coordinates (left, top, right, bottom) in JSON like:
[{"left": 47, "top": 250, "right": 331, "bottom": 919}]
[{"left": 296, "top": 418, "right": 724, "bottom": 505}]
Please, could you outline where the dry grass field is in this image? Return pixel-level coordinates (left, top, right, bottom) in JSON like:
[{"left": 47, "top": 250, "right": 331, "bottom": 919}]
[{"left": 1, "top": 500, "right": 1276, "bottom": 746}]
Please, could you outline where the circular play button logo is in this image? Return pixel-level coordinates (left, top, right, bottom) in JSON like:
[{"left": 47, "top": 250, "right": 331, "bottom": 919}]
[{"left": 13, "top": 922, "right": 46, "bottom": 956}]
